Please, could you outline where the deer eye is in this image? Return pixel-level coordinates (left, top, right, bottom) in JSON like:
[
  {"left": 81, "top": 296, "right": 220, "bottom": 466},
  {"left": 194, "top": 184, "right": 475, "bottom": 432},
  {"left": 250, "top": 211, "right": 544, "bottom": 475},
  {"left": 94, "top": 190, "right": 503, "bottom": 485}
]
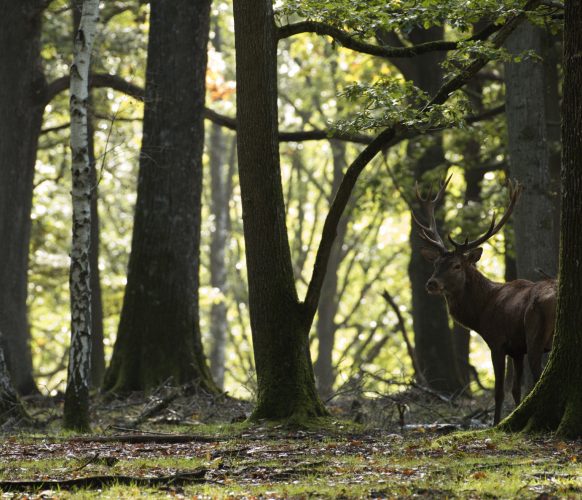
[{"left": 452, "top": 263, "right": 462, "bottom": 270}]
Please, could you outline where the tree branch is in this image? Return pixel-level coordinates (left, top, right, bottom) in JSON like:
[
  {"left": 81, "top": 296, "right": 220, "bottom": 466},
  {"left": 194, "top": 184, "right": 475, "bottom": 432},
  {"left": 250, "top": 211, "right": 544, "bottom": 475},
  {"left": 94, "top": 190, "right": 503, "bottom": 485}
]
[
  {"left": 302, "top": 0, "right": 542, "bottom": 320},
  {"left": 44, "top": 73, "right": 145, "bottom": 106},
  {"left": 278, "top": 20, "right": 501, "bottom": 59},
  {"left": 205, "top": 107, "right": 373, "bottom": 143},
  {"left": 381, "top": 290, "right": 421, "bottom": 380}
]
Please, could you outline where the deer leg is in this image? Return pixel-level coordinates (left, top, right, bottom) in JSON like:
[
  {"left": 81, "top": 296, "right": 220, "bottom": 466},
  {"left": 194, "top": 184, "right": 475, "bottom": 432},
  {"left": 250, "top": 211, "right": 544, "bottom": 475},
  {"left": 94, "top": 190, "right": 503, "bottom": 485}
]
[
  {"left": 525, "top": 309, "right": 545, "bottom": 383},
  {"left": 511, "top": 355, "right": 524, "bottom": 406},
  {"left": 491, "top": 350, "right": 506, "bottom": 425}
]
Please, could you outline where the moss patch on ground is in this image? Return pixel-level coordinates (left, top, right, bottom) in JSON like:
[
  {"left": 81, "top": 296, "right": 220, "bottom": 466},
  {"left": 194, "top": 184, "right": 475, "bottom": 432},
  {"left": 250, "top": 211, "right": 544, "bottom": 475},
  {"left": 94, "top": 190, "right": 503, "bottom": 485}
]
[{"left": 0, "top": 424, "right": 580, "bottom": 498}]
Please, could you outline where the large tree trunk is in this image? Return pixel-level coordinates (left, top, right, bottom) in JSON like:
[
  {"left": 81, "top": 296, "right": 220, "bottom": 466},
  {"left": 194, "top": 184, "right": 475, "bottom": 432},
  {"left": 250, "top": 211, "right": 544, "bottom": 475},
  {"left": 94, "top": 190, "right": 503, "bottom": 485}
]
[
  {"left": 505, "top": 21, "right": 560, "bottom": 396},
  {"left": 500, "top": 0, "right": 582, "bottom": 438},
  {"left": 0, "top": 0, "right": 45, "bottom": 395},
  {"left": 233, "top": 0, "right": 327, "bottom": 420},
  {"left": 505, "top": 22, "right": 559, "bottom": 281},
  {"left": 103, "top": 0, "right": 217, "bottom": 394},
  {"left": 208, "top": 122, "right": 230, "bottom": 390},
  {"left": 63, "top": 0, "right": 100, "bottom": 431},
  {"left": 404, "top": 28, "right": 464, "bottom": 394},
  {"left": 0, "top": 333, "right": 30, "bottom": 426},
  {"left": 314, "top": 140, "right": 349, "bottom": 399}
]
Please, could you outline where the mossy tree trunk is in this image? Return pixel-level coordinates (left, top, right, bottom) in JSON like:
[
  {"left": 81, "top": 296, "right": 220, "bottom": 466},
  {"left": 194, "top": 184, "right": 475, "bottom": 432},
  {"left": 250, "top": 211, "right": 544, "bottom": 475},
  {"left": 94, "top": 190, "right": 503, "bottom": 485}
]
[
  {"left": 103, "top": 0, "right": 217, "bottom": 394},
  {"left": 233, "top": 0, "right": 327, "bottom": 420},
  {"left": 0, "top": 333, "right": 30, "bottom": 426},
  {"left": 500, "top": 0, "right": 582, "bottom": 439}
]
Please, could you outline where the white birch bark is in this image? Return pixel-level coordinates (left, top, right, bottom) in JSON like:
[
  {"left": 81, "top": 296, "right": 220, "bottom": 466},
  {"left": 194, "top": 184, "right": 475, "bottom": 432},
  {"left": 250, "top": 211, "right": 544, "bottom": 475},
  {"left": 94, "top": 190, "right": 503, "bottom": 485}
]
[{"left": 63, "top": 0, "right": 100, "bottom": 431}]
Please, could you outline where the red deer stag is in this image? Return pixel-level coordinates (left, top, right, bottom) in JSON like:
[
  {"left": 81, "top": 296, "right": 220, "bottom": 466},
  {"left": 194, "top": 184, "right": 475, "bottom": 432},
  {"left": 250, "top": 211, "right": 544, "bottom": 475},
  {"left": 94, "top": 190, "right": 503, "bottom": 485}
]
[{"left": 412, "top": 176, "right": 556, "bottom": 424}]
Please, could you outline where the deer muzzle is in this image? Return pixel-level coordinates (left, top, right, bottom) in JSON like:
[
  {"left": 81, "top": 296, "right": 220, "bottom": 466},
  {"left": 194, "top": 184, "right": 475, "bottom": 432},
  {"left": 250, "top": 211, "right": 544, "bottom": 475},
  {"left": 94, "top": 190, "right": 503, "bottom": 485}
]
[{"left": 426, "top": 278, "right": 443, "bottom": 295}]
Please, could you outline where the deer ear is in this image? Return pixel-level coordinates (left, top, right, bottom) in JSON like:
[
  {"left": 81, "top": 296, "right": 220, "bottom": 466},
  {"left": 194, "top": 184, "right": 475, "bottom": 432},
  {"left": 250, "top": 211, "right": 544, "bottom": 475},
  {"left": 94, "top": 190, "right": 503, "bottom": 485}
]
[
  {"left": 420, "top": 247, "right": 440, "bottom": 263},
  {"left": 466, "top": 247, "right": 483, "bottom": 264}
]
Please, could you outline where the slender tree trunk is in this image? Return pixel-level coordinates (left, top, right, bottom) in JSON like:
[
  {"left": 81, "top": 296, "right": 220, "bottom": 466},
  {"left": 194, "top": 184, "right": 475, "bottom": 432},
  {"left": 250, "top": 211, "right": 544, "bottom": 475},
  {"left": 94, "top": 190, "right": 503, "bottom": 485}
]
[
  {"left": 63, "top": 0, "right": 100, "bottom": 431},
  {"left": 103, "top": 0, "right": 217, "bottom": 394},
  {"left": 0, "top": 0, "right": 45, "bottom": 395},
  {"left": 88, "top": 128, "right": 105, "bottom": 388},
  {"left": 72, "top": 0, "right": 105, "bottom": 389},
  {"left": 505, "top": 22, "right": 559, "bottom": 281},
  {"left": 208, "top": 123, "right": 230, "bottom": 390},
  {"left": 314, "top": 140, "right": 350, "bottom": 399},
  {"left": 500, "top": 0, "right": 582, "bottom": 437},
  {"left": 233, "top": 0, "right": 327, "bottom": 420}
]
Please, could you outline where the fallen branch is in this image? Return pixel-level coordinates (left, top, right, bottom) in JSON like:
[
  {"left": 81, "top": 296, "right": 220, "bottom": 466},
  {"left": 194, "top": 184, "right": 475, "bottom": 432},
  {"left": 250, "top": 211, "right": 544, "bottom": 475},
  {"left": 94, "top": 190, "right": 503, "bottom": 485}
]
[
  {"left": 128, "top": 386, "right": 181, "bottom": 428},
  {"left": 0, "top": 469, "right": 207, "bottom": 492},
  {"left": 70, "top": 434, "right": 221, "bottom": 444}
]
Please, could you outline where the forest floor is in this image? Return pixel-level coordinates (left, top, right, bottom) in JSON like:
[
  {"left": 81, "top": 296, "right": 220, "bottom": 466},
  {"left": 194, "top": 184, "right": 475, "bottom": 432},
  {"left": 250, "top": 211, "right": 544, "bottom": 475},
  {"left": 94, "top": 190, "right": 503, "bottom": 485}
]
[{"left": 0, "top": 387, "right": 580, "bottom": 498}]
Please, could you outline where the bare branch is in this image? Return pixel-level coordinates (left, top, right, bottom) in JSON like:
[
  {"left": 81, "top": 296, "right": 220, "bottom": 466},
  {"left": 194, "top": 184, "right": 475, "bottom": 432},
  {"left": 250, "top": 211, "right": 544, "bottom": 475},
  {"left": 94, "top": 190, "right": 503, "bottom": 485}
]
[{"left": 381, "top": 290, "right": 421, "bottom": 381}]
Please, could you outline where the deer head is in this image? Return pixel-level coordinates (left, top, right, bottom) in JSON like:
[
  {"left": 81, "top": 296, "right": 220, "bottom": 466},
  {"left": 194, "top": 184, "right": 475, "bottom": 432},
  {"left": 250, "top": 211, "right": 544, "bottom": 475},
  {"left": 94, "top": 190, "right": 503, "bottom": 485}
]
[{"left": 412, "top": 176, "right": 522, "bottom": 297}]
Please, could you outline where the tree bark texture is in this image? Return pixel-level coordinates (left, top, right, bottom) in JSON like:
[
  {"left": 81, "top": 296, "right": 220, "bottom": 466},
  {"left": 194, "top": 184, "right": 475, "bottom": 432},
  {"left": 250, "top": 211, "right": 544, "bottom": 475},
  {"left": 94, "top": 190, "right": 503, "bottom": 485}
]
[
  {"left": 314, "top": 140, "right": 349, "bottom": 399},
  {"left": 404, "top": 28, "right": 465, "bottom": 394},
  {"left": 0, "top": 0, "right": 45, "bottom": 395},
  {"left": 63, "top": 0, "right": 100, "bottom": 432},
  {"left": 103, "top": 0, "right": 217, "bottom": 394},
  {"left": 208, "top": 123, "right": 230, "bottom": 390},
  {"left": 0, "top": 333, "right": 30, "bottom": 426},
  {"left": 233, "top": 0, "right": 327, "bottom": 420},
  {"left": 72, "top": 0, "right": 105, "bottom": 389},
  {"left": 500, "top": 0, "right": 582, "bottom": 438},
  {"left": 505, "top": 22, "right": 559, "bottom": 281}
]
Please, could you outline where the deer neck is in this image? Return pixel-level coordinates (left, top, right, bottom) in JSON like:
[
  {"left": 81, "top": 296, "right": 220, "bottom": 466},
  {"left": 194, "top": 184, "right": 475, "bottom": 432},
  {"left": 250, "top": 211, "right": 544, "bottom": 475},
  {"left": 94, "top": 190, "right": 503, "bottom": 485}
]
[{"left": 444, "top": 265, "right": 498, "bottom": 332}]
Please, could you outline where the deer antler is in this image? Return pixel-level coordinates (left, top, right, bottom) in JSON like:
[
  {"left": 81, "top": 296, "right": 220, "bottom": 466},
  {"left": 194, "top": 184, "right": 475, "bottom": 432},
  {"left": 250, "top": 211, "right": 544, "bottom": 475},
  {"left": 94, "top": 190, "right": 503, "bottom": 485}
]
[
  {"left": 448, "top": 179, "right": 523, "bottom": 254},
  {"left": 411, "top": 174, "right": 452, "bottom": 255}
]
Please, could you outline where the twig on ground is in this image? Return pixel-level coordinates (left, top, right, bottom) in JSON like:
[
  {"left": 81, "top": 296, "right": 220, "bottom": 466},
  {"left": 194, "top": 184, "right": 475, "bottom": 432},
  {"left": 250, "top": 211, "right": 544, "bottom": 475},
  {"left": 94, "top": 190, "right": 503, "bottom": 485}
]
[{"left": 70, "top": 434, "right": 222, "bottom": 444}]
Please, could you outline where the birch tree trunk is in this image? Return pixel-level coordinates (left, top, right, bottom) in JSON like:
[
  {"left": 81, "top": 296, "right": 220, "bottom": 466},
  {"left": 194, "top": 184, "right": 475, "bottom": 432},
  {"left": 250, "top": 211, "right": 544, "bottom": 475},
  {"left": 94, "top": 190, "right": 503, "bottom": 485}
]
[
  {"left": 72, "top": 0, "right": 105, "bottom": 389},
  {"left": 63, "top": 0, "right": 99, "bottom": 431}
]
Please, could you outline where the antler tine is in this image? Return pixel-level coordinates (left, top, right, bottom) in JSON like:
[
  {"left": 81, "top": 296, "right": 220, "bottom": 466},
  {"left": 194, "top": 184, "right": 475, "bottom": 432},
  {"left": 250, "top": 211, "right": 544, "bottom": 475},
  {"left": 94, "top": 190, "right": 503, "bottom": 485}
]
[
  {"left": 433, "top": 174, "right": 453, "bottom": 204},
  {"left": 449, "top": 180, "right": 523, "bottom": 254},
  {"left": 412, "top": 174, "right": 453, "bottom": 254}
]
